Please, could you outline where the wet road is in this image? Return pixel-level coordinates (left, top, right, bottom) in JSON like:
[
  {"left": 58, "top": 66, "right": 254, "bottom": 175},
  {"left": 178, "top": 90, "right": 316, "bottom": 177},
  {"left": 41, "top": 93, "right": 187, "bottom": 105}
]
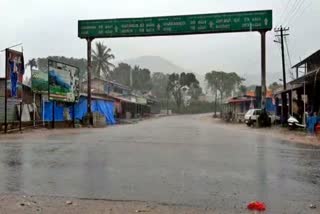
[{"left": 0, "top": 114, "right": 319, "bottom": 213}]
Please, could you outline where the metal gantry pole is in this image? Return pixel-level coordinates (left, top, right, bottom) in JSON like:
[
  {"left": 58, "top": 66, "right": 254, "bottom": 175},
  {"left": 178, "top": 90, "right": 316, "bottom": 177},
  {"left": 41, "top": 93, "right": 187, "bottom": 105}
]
[
  {"left": 260, "top": 31, "right": 267, "bottom": 110},
  {"left": 4, "top": 49, "right": 8, "bottom": 133},
  {"left": 87, "top": 38, "right": 93, "bottom": 126}
]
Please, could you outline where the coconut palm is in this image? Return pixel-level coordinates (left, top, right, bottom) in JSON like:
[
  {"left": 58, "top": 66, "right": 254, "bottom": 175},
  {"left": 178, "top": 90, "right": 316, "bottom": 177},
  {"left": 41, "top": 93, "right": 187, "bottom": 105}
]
[
  {"left": 26, "top": 58, "right": 37, "bottom": 70},
  {"left": 92, "top": 42, "right": 115, "bottom": 79}
]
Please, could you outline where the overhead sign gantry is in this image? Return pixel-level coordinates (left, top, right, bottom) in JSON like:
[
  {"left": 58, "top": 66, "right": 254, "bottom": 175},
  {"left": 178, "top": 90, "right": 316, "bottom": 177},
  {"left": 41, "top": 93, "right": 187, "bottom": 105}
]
[{"left": 78, "top": 10, "right": 272, "bottom": 125}]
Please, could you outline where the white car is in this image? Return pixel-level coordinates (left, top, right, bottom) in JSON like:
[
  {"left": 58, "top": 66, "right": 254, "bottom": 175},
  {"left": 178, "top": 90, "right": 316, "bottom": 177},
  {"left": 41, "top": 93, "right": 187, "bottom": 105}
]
[
  {"left": 244, "top": 109, "right": 280, "bottom": 126},
  {"left": 244, "top": 109, "right": 262, "bottom": 126}
]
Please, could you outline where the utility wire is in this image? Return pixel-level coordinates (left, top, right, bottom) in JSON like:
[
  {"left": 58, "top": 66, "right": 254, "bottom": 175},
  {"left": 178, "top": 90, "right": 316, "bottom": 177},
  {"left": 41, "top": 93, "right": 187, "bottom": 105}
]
[
  {"left": 284, "top": 37, "right": 292, "bottom": 68},
  {"left": 285, "top": 37, "right": 297, "bottom": 80},
  {"left": 284, "top": 0, "right": 307, "bottom": 26},
  {"left": 277, "top": 0, "right": 295, "bottom": 26},
  {"left": 282, "top": 0, "right": 301, "bottom": 24},
  {"left": 287, "top": 0, "right": 312, "bottom": 26}
]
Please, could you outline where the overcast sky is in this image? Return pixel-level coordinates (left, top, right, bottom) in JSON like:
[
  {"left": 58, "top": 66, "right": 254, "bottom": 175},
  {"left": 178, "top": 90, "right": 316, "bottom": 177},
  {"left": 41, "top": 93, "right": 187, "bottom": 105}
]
[{"left": 1, "top": 0, "right": 320, "bottom": 84}]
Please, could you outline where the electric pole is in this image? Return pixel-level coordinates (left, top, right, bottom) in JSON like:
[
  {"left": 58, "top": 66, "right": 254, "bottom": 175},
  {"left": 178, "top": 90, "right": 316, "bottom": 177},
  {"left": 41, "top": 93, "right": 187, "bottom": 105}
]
[
  {"left": 274, "top": 26, "right": 290, "bottom": 90},
  {"left": 274, "top": 26, "right": 290, "bottom": 124}
]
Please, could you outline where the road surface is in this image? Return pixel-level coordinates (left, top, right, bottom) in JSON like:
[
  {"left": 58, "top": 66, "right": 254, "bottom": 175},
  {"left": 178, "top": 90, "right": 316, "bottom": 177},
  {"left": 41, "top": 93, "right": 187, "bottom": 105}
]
[{"left": 0, "top": 114, "right": 319, "bottom": 213}]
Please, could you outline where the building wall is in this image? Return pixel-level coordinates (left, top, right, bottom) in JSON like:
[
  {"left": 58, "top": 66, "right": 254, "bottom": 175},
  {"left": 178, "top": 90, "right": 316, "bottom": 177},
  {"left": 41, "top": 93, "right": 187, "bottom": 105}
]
[{"left": 0, "top": 79, "right": 42, "bottom": 123}]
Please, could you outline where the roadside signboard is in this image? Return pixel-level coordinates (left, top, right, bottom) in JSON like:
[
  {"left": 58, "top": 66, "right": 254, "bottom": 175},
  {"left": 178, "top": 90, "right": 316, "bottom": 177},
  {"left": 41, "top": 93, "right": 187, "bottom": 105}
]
[
  {"left": 31, "top": 69, "right": 48, "bottom": 94},
  {"left": 5, "top": 49, "right": 25, "bottom": 99},
  {"left": 48, "top": 60, "right": 80, "bottom": 103},
  {"left": 78, "top": 10, "right": 272, "bottom": 38}
]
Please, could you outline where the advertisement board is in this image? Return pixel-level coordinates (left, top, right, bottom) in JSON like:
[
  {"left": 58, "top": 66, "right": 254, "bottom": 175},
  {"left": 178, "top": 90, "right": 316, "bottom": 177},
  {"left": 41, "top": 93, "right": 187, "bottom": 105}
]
[
  {"left": 31, "top": 69, "right": 48, "bottom": 94},
  {"left": 48, "top": 60, "right": 80, "bottom": 103},
  {"left": 5, "top": 49, "right": 25, "bottom": 99}
]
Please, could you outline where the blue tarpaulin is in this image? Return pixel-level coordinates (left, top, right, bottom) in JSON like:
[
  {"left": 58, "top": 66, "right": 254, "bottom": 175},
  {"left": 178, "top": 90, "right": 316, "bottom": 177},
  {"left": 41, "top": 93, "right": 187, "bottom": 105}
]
[
  {"left": 265, "top": 98, "right": 276, "bottom": 112},
  {"left": 44, "top": 101, "right": 64, "bottom": 121},
  {"left": 307, "top": 116, "right": 320, "bottom": 134},
  {"left": 43, "top": 96, "right": 116, "bottom": 125}
]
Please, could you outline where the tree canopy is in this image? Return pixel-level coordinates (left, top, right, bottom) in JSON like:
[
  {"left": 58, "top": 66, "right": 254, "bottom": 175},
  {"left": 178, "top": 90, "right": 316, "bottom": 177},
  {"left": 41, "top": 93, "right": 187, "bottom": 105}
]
[
  {"left": 151, "top": 72, "right": 169, "bottom": 99},
  {"left": 167, "top": 72, "right": 201, "bottom": 111},
  {"left": 205, "top": 70, "right": 244, "bottom": 102},
  {"left": 111, "top": 63, "right": 152, "bottom": 92},
  {"left": 92, "top": 42, "right": 115, "bottom": 79},
  {"left": 269, "top": 82, "right": 282, "bottom": 92},
  {"left": 37, "top": 56, "right": 87, "bottom": 81}
]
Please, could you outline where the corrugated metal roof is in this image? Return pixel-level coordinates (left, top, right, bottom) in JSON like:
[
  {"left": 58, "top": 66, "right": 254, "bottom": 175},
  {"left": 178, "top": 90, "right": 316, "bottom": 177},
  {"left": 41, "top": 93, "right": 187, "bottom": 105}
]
[{"left": 292, "top": 49, "right": 320, "bottom": 68}]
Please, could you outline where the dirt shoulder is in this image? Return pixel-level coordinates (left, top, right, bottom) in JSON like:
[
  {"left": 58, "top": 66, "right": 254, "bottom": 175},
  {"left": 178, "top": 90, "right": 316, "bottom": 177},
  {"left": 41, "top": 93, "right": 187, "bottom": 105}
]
[
  {"left": 201, "top": 115, "right": 320, "bottom": 146},
  {"left": 0, "top": 194, "right": 216, "bottom": 214}
]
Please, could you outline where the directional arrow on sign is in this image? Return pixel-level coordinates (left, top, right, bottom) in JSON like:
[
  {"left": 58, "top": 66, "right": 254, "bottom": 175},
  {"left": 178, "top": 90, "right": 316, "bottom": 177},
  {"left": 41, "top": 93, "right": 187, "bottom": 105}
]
[
  {"left": 209, "top": 21, "right": 214, "bottom": 28},
  {"left": 264, "top": 18, "right": 268, "bottom": 26},
  {"left": 157, "top": 24, "right": 161, "bottom": 30}
]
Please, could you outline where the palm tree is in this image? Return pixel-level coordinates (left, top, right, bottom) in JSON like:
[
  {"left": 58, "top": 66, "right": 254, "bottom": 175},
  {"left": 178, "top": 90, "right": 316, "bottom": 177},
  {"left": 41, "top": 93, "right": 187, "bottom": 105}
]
[
  {"left": 26, "top": 58, "right": 37, "bottom": 71},
  {"left": 92, "top": 42, "right": 115, "bottom": 79}
]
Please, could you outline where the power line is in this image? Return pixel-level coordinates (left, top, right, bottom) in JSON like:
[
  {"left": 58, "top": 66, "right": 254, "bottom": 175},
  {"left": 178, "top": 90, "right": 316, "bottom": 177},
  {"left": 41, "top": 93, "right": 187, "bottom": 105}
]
[
  {"left": 284, "top": 0, "right": 307, "bottom": 26},
  {"left": 277, "top": 0, "right": 295, "bottom": 26},
  {"left": 287, "top": 0, "right": 312, "bottom": 26},
  {"left": 284, "top": 37, "right": 292, "bottom": 68},
  {"left": 0, "top": 43, "right": 23, "bottom": 52},
  {"left": 282, "top": 0, "right": 301, "bottom": 24}
]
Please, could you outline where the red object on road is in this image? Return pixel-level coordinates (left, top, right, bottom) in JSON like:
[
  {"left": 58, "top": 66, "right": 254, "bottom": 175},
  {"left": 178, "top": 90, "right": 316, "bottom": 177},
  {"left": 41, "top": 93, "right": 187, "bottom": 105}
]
[{"left": 247, "top": 201, "right": 266, "bottom": 211}]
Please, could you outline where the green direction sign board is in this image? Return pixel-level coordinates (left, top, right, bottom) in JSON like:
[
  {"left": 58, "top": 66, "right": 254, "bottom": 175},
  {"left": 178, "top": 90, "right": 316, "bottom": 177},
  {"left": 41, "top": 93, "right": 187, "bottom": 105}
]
[{"left": 78, "top": 10, "right": 272, "bottom": 38}]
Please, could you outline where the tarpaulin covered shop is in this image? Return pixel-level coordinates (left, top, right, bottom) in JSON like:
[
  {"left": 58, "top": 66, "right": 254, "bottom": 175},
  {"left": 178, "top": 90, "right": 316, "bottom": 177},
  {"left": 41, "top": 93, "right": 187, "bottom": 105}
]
[{"left": 43, "top": 95, "right": 116, "bottom": 125}]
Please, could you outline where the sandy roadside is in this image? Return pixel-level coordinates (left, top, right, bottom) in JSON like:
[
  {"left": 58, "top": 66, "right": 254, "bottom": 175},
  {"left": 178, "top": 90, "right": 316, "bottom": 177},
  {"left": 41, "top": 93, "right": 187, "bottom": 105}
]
[{"left": 0, "top": 194, "right": 217, "bottom": 214}]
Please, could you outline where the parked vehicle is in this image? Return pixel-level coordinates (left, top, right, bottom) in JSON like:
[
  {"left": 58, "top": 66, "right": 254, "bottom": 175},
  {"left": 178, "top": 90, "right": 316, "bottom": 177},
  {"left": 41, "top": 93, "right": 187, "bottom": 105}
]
[
  {"left": 268, "top": 112, "right": 280, "bottom": 124},
  {"left": 288, "top": 115, "right": 306, "bottom": 130},
  {"left": 244, "top": 109, "right": 262, "bottom": 126},
  {"left": 244, "top": 109, "right": 279, "bottom": 126}
]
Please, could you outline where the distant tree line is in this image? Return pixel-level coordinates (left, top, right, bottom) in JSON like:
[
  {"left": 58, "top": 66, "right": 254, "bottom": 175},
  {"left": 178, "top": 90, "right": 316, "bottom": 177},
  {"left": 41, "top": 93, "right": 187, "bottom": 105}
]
[{"left": 35, "top": 42, "right": 259, "bottom": 114}]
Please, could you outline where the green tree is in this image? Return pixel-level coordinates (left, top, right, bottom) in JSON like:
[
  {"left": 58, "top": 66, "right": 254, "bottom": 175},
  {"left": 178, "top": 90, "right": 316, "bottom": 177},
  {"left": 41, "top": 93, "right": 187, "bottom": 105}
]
[
  {"left": 111, "top": 63, "right": 131, "bottom": 86},
  {"left": 37, "top": 56, "right": 87, "bottom": 81},
  {"left": 205, "top": 71, "right": 244, "bottom": 102},
  {"left": 205, "top": 70, "right": 220, "bottom": 116},
  {"left": 26, "top": 58, "right": 37, "bottom": 71},
  {"left": 167, "top": 72, "right": 200, "bottom": 112},
  {"left": 111, "top": 63, "right": 152, "bottom": 92},
  {"left": 151, "top": 72, "right": 169, "bottom": 99},
  {"left": 238, "top": 85, "right": 247, "bottom": 96},
  {"left": 269, "top": 82, "right": 282, "bottom": 92},
  {"left": 205, "top": 70, "right": 244, "bottom": 116},
  {"left": 132, "top": 65, "right": 152, "bottom": 92},
  {"left": 92, "top": 42, "right": 115, "bottom": 79}
]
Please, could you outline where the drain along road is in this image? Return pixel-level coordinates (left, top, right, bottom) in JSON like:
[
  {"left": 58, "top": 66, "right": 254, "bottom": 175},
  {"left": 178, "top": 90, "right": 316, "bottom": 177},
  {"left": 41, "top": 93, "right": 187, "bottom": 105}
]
[{"left": 0, "top": 114, "right": 319, "bottom": 213}]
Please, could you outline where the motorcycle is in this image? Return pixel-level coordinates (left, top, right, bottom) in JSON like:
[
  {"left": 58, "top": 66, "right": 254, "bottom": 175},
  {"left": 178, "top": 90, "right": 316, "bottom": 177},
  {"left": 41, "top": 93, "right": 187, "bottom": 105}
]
[{"left": 287, "top": 115, "right": 306, "bottom": 130}]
